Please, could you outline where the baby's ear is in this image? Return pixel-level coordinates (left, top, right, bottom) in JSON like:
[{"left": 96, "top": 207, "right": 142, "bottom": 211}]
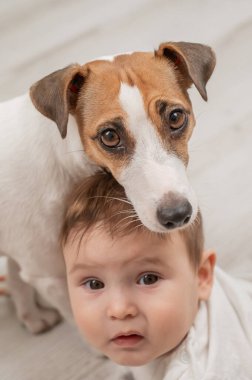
[{"left": 198, "top": 250, "right": 216, "bottom": 301}]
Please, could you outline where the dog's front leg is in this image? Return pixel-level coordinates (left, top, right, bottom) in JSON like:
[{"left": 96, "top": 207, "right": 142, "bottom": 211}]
[
  {"left": 7, "top": 258, "right": 61, "bottom": 334},
  {"left": 30, "top": 275, "right": 74, "bottom": 324}
]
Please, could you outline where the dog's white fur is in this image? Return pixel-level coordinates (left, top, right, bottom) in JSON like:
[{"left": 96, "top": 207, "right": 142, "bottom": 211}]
[
  {"left": 0, "top": 94, "right": 96, "bottom": 332},
  {"left": 118, "top": 84, "right": 197, "bottom": 232}
]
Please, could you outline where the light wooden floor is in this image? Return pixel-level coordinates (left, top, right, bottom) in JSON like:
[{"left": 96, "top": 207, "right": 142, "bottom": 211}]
[{"left": 0, "top": 1, "right": 252, "bottom": 379}]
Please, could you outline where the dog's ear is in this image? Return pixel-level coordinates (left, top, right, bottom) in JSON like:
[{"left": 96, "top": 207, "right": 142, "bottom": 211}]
[
  {"left": 155, "top": 42, "right": 216, "bottom": 101},
  {"left": 30, "top": 64, "right": 87, "bottom": 139}
]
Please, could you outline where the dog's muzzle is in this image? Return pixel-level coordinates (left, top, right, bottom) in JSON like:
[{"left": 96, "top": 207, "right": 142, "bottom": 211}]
[{"left": 156, "top": 192, "right": 192, "bottom": 230}]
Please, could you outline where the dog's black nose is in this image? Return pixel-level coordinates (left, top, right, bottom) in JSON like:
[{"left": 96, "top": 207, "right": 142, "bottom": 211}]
[{"left": 156, "top": 193, "right": 192, "bottom": 230}]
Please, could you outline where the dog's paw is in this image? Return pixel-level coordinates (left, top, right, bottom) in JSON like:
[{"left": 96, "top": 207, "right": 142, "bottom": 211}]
[{"left": 19, "top": 307, "right": 61, "bottom": 334}]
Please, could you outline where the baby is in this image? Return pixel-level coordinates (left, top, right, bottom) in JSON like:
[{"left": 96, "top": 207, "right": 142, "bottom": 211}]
[{"left": 61, "top": 173, "right": 252, "bottom": 380}]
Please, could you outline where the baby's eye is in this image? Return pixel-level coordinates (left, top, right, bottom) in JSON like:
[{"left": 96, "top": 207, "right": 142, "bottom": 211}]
[
  {"left": 83, "top": 279, "right": 104, "bottom": 290},
  {"left": 138, "top": 273, "right": 159, "bottom": 286}
]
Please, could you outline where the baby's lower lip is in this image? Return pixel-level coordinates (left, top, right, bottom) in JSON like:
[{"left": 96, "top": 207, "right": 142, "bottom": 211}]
[{"left": 112, "top": 334, "right": 144, "bottom": 347}]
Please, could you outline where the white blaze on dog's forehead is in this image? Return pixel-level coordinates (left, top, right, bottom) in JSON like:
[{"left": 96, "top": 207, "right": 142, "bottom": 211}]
[
  {"left": 119, "top": 83, "right": 167, "bottom": 159},
  {"left": 96, "top": 55, "right": 114, "bottom": 62},
  {"left": 92, "top": 52, "right": 133, "bottom": 62},
  {"left": 119, "top": 84, "right": 149, "bottom": 135}
]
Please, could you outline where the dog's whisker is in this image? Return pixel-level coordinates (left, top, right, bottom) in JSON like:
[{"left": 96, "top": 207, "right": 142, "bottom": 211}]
[
  {"left": 113, "top": 210, "right": 137, "bottom": 217},
  {"left": 103, "top": 211, "right": 137, "bottom": 225},
  {"left": 118, "top": 218, "right": 141, "bottom": 230},
  {"left": 113, "top": 213, "right": 138, "bottom": 225},
  {"left": 112, "top": 214, "right": 140, "bottom": 231},
  {"left": 87, "top": 195, "right": 132, "bottom": 206},
  {"left": 118, "top": 214, "right": 138, "bottom": 223},
  {"left": 133, "top": 221, "right": 144, "bottom": 229},
  {"left": 131, "top": 222, "right": 145, "bottom": 233},
  {"left": 188, "top": 213, "right": 201, "bottom": 232}
]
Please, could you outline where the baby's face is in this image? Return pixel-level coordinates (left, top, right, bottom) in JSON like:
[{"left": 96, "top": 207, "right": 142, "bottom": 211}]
[{"left": 64, "top": 228, "right": 211, "bottom": 366}]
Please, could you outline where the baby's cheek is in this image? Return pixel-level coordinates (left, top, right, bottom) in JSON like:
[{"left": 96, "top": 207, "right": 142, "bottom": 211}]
[
  {"left": 68, "top": 289, "right": 93, "bottom": 335},
  {"left": 75, "top": 306, "right": 94, "bottom": 333},
  {"left": 82, "top": 306, "right": 106, "bottom": 346},
  {"left": 152, "top": 298, "right": 191, "bottom": 344},
  {"left": 159, "top": 311, "right": 189, "bottom": 350}
]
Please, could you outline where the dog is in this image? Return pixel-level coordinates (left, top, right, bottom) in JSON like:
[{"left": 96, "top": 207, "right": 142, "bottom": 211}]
[{"left": 0, "top": 41, "right": 215, "bottom": 333}]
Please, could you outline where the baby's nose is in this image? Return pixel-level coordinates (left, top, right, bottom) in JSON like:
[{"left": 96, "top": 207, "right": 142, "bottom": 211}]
[{"left": 106, "top": 294, "right": 138, "bottom": 320}]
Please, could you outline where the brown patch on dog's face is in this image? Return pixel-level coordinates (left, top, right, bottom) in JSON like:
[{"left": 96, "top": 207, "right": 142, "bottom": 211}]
[{"left": 74, "top": 52, "right": 195, "bottom": 177}]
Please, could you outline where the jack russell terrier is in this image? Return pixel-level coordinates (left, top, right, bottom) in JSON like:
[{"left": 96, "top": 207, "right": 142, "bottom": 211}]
[{"left": 0, "top": 41, "right": 215, "bottom": 333}]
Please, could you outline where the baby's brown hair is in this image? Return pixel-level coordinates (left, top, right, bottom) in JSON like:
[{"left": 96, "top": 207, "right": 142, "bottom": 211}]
[{"left": 61, "top": 172, "right": 204, "bottom": 268}]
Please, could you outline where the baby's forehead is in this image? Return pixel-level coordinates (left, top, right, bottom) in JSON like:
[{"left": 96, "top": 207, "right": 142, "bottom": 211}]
[
  {"left": 65, "top": 223, "right": 169, "bottom": 250},
  {"left": 63, "top": 224, "right": 189, "bottom": 268}
]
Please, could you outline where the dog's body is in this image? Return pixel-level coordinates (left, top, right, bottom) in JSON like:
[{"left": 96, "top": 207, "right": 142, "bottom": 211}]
[
  {"left": 0, "top": 95, "right": 97, "bottom": 331},
  {"left": 0, "top": 42, "right": 215, "bottom": 332}
]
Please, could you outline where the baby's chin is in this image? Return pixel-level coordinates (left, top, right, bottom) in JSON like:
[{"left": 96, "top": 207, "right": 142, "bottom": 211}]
[
  {"left": 106, "top": 350, "right": 165, "bottom": 367},
  {"left": 110, "top": 355, "right": 151, "bottom": 367}
]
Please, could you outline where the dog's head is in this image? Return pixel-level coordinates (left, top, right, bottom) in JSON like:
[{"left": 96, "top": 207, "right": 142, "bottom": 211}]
[{"left": 30, "top": 41, "right": 215, "bottom": 232}]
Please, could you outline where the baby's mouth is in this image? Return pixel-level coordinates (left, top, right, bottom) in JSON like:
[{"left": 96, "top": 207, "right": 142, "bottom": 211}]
[{"left": 111, "top": 332, "right": 144, "bottom": 347}]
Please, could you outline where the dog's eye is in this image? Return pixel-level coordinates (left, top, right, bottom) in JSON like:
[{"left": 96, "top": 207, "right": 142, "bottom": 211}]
[
  {"left": 100, "top": 129, "right": 120, "bottom": 148},
  {"left": 157, "top": 101, "right": 188, "bottom": 133},
  {"left": 169, "top": 109, "right": 187, "bottom": 130}
]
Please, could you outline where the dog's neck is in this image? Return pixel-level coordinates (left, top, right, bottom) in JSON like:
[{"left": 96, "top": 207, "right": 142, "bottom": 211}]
[
  {"left": 20, "top": 92, "right": 98, "bottom": 181},
  {"left": 59, "top": 114, "right": 98, "bottom": 180}
]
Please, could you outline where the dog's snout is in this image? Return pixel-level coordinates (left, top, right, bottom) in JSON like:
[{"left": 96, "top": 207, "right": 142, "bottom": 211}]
[{"left": 156, "top": 193, "right": 192, "bottom": 230}]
